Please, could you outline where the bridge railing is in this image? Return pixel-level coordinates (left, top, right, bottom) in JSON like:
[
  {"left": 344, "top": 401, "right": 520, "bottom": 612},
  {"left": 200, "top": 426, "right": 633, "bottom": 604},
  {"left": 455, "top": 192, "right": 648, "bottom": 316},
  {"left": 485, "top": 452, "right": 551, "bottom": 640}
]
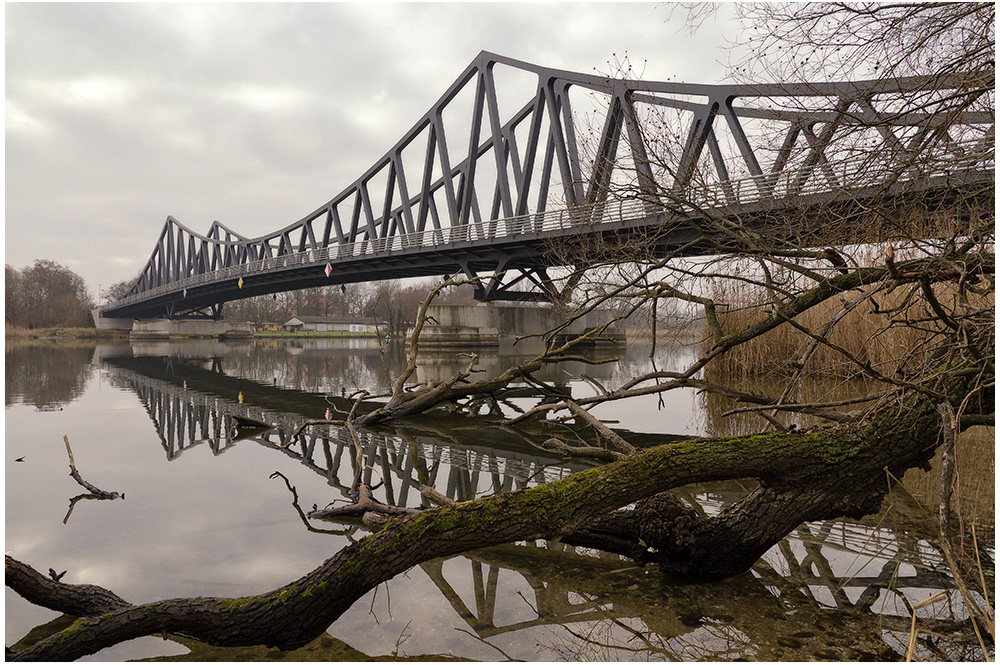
[{"left": 108, "top": 137, "right": 992, "bottom": 309}]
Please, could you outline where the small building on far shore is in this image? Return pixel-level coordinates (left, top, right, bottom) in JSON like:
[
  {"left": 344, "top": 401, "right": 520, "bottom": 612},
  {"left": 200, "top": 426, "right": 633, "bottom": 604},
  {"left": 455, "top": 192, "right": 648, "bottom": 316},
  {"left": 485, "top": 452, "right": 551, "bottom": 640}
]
[{"left": 282, "top": 315, "right": 386, "bottom": 336}]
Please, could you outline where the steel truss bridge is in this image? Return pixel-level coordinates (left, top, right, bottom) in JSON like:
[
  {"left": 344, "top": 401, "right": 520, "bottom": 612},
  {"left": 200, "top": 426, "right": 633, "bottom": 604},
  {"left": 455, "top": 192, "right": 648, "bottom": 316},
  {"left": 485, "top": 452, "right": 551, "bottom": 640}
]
[{"left": 102, "top": 51, "right": 994, "bottom": 320}]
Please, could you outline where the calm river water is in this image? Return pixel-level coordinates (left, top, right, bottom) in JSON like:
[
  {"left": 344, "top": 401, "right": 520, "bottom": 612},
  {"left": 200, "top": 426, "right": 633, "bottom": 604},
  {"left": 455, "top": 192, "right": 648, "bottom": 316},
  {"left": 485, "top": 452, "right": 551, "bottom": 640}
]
[{"left": 5, "top": 338, "right": 991, "bottom": 661}]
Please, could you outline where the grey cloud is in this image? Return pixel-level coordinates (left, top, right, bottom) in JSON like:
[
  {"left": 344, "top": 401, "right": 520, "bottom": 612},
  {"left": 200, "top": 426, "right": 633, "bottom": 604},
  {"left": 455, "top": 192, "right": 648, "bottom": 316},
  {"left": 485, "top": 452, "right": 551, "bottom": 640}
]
[{"left": 6, "top": 3, "right": 736, "bottom": 293}]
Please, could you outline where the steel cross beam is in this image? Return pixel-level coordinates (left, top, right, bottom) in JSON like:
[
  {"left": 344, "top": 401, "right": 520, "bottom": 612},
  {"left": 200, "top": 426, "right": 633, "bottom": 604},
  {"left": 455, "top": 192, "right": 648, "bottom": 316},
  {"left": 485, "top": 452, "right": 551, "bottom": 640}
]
[{"left": 104, "top": 52, "right": 994, "bottom": 319}]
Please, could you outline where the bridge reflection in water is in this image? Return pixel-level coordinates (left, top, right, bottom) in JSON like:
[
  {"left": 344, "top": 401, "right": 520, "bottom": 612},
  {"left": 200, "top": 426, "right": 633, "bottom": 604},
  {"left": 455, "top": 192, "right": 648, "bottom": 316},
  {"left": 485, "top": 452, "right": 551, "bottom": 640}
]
[
  {"left": 104, "top": 352, "right": 591, "bottom": 504},
  {"left": 421, "top": 510, "right": 977, "bottom": 660},
  {"left": 101, "top": 350, "right": 982, "bottom": 661}
]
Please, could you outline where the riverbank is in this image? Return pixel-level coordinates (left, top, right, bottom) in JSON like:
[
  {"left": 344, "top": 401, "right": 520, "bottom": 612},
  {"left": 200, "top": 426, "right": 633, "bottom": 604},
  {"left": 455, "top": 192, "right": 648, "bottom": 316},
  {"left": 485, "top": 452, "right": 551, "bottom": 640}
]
[
  {"left": 5, "top": 325, "right": 129, "bottom": 340},
  {"left": 5, "top": 325, "right": 391, "bottom": 341}
]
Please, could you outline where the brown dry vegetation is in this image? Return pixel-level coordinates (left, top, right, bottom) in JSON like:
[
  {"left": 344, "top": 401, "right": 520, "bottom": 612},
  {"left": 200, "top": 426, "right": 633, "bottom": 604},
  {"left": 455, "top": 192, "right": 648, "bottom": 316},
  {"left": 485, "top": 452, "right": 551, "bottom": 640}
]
[
  {"left": 702, "top": 273, "right": 993, "bottom": 380},
  {"left": 4, "top": 325, "right": 126, "bottom": 340},
  {"left": 902, "top": 425, "right": 996, "bottom": 543}
]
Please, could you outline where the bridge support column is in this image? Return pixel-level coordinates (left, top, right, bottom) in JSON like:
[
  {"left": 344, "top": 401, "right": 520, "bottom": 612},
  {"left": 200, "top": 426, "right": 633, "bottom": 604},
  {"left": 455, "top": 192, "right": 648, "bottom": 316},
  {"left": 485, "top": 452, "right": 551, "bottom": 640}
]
[
  {"left": 129, "top": 319, "right": 253, "bottom": 340},
  {"left": 92, "top": 309, "right": 134, "bottom": 331},
  {"left": 409, "top": 303, "right": 624, "bottom": 353}
]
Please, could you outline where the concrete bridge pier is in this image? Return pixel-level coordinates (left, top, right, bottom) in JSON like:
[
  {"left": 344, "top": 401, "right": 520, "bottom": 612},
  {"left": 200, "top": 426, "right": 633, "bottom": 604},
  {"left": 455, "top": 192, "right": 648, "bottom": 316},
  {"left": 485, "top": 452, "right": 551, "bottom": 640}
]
[
  {"left": 129, "top": 319, "right": 253, "bottom": 340},
  {"left": 412, "top": 303, "right": 625, "bottom": 353},
  {"left": 92, "top": 309, "right": 252, "bottom": 339},
  {"left": 91, "top": 308, "right": 134, "bottom": 332}
]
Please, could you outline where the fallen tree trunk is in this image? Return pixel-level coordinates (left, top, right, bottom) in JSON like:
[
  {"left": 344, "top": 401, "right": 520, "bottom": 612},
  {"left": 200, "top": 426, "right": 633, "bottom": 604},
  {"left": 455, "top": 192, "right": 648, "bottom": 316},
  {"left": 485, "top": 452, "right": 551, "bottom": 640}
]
[{"left": 6, "top": 379, "right": 975, "bottom": 662}]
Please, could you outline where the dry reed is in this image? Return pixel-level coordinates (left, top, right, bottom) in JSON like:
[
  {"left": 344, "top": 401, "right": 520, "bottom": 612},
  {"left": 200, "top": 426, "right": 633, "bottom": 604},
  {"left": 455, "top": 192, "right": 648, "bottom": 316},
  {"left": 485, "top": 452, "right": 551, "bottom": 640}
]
[
  {"left": 901, "top": 425, "right": 996, "bottom": 554},
  {"left": 702, "top": 274, "right": 992, "bottom": 380}
]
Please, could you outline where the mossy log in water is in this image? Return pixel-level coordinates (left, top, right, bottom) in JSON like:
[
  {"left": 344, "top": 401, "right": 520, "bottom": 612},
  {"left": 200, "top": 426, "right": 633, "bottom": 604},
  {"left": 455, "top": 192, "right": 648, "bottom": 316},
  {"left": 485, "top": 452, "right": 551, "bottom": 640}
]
[{"left": 6, "top": 378, "right": 979, "bottom": 662}]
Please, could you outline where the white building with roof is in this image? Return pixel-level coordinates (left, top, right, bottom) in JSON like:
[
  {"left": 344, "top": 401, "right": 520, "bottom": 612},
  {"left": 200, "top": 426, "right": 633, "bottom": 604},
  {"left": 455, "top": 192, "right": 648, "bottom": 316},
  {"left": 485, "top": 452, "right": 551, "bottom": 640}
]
[{"left": 282, "top": 315, "right": 386, "bottom": 336}]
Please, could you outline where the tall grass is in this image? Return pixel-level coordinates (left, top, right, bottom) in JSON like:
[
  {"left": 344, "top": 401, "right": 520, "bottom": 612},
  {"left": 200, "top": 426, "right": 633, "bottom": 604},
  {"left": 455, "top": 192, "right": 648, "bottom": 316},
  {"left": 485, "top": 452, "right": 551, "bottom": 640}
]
[
  {"left": 702, "top": 274, "right": 991, "bottom": 379},
  {"left": 699, "top": 258, "right": 995, "bottom": 648},
  {"left": 701, "top": 262, "right": 995, "bottom": 526}
]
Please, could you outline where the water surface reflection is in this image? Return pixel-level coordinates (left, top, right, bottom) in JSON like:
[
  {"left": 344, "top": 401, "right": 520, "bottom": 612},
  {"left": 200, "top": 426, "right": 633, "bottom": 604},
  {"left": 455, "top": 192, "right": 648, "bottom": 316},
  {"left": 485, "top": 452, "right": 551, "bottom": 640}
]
[{"left": 5, "top": 339, "right": 989, "bottom": 661}]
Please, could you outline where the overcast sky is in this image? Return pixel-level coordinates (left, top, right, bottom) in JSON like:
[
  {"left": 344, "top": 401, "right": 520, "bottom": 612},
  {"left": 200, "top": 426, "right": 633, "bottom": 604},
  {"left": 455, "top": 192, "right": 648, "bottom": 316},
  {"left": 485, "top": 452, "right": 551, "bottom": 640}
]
[{"left": 5, "top": 3, "right": 743, "bottom": 297}]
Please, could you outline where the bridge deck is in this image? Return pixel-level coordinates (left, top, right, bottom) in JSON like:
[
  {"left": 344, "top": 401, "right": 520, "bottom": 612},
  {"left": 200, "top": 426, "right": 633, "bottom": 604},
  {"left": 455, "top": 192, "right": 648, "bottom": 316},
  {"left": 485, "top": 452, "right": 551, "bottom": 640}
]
[{"left": 102, "top": 160, "right": 992, "bottom": 319}]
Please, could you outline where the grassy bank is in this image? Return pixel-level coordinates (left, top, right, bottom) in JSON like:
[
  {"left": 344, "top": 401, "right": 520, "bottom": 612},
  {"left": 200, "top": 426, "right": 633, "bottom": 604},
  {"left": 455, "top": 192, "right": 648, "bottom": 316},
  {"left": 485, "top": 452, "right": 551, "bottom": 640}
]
[
  {"left": 695, "top": 279, "right": 994, "bottom": 565},
  {"left": 5, "top": 325, "right": 129, "bottom": 340}
]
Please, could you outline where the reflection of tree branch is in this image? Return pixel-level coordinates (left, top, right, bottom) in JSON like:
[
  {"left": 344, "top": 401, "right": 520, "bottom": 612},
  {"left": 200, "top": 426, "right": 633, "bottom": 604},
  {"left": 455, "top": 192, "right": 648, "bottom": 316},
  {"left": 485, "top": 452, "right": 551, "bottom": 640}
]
[
  {"left": 63, "top": 494, "right": 108, "bottom": 525},
  {"left": 454, "top": 626, "right": 517, "bottom": 661},
  {"left": 569, "top": 591, "right": 680, "bottom": 659}
]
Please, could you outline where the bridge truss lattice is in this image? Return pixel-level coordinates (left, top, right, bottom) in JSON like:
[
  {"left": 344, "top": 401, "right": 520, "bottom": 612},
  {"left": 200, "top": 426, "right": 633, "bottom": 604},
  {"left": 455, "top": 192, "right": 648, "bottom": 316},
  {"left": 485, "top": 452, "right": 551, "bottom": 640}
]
[{"left": 104, "top": 51, "right": 994, "bottom": 319}]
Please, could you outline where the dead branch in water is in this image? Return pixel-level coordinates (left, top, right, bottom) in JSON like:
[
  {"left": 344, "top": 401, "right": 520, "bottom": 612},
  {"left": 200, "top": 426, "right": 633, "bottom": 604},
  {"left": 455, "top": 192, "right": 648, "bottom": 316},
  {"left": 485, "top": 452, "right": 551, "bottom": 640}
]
[
  {"left": 307, "top": 483, "right": 419, "bottom": 520},
  {"left": 61, "top": 436, "right": 123, "bottom": 523},
  {"left": 269, "top": 471, "right": 358, "bottom": 537},
  {"left": 63, "top": 436, "right": 121, "bottom": 500}
]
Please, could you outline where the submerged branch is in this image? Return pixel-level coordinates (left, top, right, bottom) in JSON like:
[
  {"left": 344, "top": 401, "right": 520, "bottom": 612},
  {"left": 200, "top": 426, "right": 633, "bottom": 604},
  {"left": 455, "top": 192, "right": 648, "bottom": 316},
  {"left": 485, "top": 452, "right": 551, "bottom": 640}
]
[
  {"left": 565, "top": 401, "right": 634, "bottom": 454},
  {"left": 307, "top": 483, "right": 419, "bottom": 520},
  {"left": 540, "top": 437, "right": 624, "bottom": 462}
]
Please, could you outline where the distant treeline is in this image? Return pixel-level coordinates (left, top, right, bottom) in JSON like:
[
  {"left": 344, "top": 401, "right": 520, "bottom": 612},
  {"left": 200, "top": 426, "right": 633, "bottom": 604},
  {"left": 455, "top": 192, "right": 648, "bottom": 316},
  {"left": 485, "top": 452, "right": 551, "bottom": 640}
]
[
  {"left": 6, "top": 260, "right": 95, "bottom": 329},
  {"left": 4, "top": 260, "right": 483, "bottom": 333}
]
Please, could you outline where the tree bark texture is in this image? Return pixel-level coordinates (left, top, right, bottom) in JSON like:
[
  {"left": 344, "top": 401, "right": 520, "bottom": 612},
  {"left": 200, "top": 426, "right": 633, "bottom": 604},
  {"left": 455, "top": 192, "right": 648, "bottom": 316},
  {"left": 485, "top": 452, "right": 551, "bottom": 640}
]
[{"left": 5, "top": 381, "right": 977, "bottom": 661}]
